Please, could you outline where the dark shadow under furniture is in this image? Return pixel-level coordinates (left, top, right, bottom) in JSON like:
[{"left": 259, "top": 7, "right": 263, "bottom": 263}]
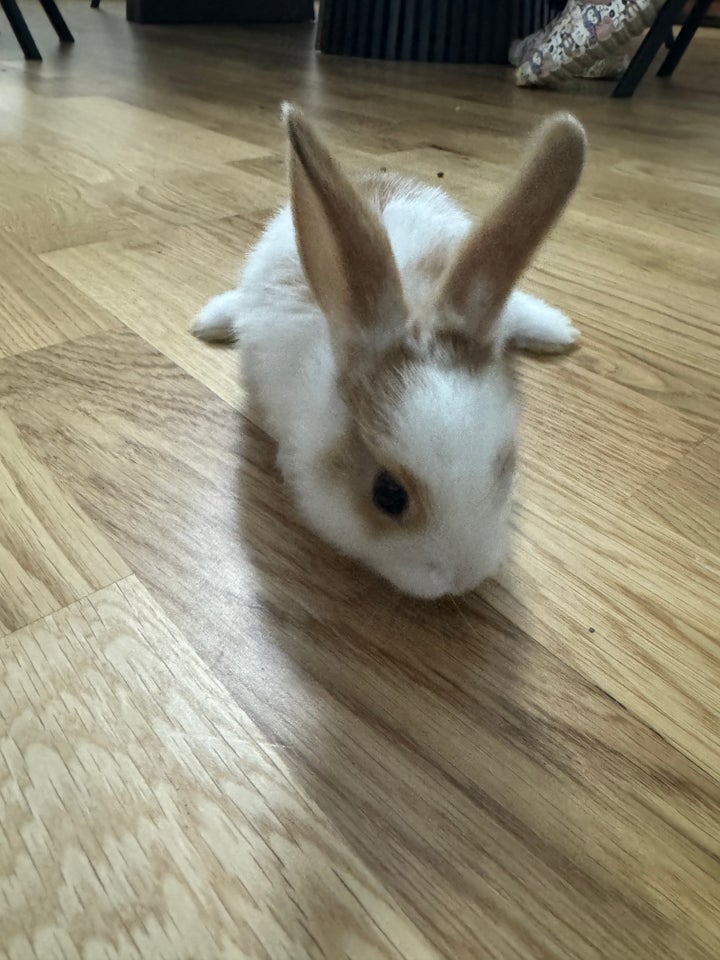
[
  {"left": 317, "top": 0, "right": 554, "bottom": 63},
  {"left": 125, "top": 0, "right": 314, "bottom": 24},
  {"left": 1, "top": 0, "right": 74, "bottom": 60},
  {"left": 613, "top": 0, "right": 714, "bottom": 96},
  {"left": 89, "top": 0, "right": 313, "bottom": 18},
  {"left": 317, "top": 0, "right": 713, "bottom": 97}
]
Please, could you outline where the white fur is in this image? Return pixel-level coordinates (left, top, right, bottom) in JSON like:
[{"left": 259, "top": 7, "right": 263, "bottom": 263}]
[
  {"left": 192, "top": 290, "right": 244, "bottom": 342},
  {"left": 194, "top": 180, "right": 577, "bottom": 598},
  {"left": 369, "top": 362, "right": 517, "bottom": 597},
  {"left": 502, "top": 289, "right": 579, "bottom": 353}
]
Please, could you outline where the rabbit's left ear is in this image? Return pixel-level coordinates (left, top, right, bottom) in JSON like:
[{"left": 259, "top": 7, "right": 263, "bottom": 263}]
[
  {"left": 438, "top": 113, "right": 586, "bottom": 345},
  {"left": 283, "top": 103, "right": 407, "bottom": 350}
]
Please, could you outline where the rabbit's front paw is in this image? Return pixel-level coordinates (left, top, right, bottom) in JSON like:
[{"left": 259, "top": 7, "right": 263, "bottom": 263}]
[{"left": 192, "top": 290, "right": 241, "bottom": 343}]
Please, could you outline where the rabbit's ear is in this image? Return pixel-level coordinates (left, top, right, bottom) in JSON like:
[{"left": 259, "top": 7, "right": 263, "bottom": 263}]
[
  {"left": 439, "top": 113, "right": 585, "bottom": 344},
  {"left": 283, "top": 103, "right": 407, "bottom": 348}
]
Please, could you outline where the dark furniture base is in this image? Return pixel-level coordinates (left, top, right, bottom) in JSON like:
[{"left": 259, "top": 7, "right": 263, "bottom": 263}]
[
  {"left": 126, "top": 0, "right": 314, "bottom": 24},
  {"left": 317, "top": 0, "right": 552, "bottom": 64}
]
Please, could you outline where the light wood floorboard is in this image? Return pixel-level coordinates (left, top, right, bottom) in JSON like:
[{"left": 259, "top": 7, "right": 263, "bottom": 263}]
[{"left": 1, "top": 4, "right": 719, "bottom": 957}]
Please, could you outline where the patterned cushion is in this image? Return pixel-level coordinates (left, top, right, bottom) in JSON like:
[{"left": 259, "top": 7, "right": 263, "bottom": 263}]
[{"left": 510, "top": 0, "right": 666, "bottom": 86}]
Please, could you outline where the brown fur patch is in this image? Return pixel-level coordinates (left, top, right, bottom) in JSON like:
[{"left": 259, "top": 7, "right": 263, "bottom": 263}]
[
  {"left": 320, "top": 424, "right": 431, "bottom": 536},
  {"left": 440, "top": 114, "right": 585, "bottom": 339},
  {"left": 338, "top": 326, "right": 501, "bottom": 453},
  {"left": 430, "top": 331, "right": 494, "bottom": 373},
  {"left": 337, "top": 338, "right": 422, "bottom": 440},
  {"left": 415, "top": 247, "right": 453, "bottom": 283},
  {"left": 357, "top": 171, "right": 430, "bottom": 213},
  {"left": 495, "top": 440, "right": 518, "bottom": 484},
  {"left": 339, "top": 331, "right": 495, "bottom": 417},
  {"left": 285, "top": 108, "right": 407, "bottom": 337},
  {"left": 327, "top": 327, "right": 509, "bottom": 537}
]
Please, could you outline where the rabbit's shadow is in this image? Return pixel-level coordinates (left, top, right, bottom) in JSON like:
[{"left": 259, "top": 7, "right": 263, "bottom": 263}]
[
  {"left": 230, "top": 409, "right": 554, "bottom": 772},
  {"left": 223, "top": 409, "right": 611, "bottom": 953}
]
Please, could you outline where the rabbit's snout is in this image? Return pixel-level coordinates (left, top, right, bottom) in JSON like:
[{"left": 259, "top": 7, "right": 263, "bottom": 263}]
[{"left": 418, "top": 562, "right": 479, "bottom": 599}]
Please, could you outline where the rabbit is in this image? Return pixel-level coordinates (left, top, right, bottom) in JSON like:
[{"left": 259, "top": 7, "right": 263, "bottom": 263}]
[{"left": 193, "top": 103, "right": 585, "bottom": 599}]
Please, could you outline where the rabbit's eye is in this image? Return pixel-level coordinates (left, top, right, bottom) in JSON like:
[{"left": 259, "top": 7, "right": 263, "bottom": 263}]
[{"left": 372, "top": 470, "right": 409, "bottom": 517}]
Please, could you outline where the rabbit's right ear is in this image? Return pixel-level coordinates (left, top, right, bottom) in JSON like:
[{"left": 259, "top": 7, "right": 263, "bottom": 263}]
[{"left": 283, "top": 103, "right": 407, "bottom": 351}]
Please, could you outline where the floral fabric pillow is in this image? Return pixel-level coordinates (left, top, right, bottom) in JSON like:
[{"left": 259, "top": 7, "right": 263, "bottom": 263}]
[{"left": 510, "top": 0, "right": 665, "bottom": 86}]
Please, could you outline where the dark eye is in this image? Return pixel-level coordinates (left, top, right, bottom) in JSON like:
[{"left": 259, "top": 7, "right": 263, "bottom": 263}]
[{"left": 372, "top": 470, "right": 409, "bottom": 517}]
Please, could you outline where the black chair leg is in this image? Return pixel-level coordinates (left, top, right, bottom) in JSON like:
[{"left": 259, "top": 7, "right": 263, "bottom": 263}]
[
  {"left": 612, "top": 0, "right": 688, "bottom": 97},
  {"left": 658, "top": 0, "right": 713, "bottom": 76},
  {"left": 91, "top": 0, "right": 101, "bottom": 7},
  {"left": 0, "top": 0, "right": 42, "bottom": 59},
  {"left": 37, "top": 0, "right": 75, "bottom": 42}
]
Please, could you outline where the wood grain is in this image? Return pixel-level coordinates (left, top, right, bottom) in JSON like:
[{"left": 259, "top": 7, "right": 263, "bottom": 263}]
[
  {"left": 0, "top": 92, "right": 269, "bottom": 170},
  {"left": 0, "top": 88, "right": 275, "bottom": 255},
  {"left": 518, "top": 358, "right": 704, "bottom": 504},
  {"left": 489, "top": 484, "right": 720, "bottom": 776},
  {"left": 41, "top": 218, "right": 263, "bottom": 410},
  {"left": 0, "top": 235, "right": 121, "bottom": 359},
  {"left": 0, "top": 412, "right": 129, "bottom": 636},
  {"left": 0, "top": 146, "right": 280, "bottom": 257},
  {"left": 2, "top": 330, "right": 719, "bottom": 958},
  {"left": 628, "top": 432, "right": 720, "bottom": 554},
  {"left": 1, "top": 6, "right": 720, "bottom": 957},
  {"left": 0, "top": 577, "right": 436, "bottom": 960}
]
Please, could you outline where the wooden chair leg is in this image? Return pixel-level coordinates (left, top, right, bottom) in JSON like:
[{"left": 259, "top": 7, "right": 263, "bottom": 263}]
[
  {"left": 37, "top": 0, "right": 75, "bottom": 42},
  {"left": 612, "top": 0, "right": 688, "bottom": 97},
  {"left": 0, "top": 0, "right": 42, "bottom": 59},
  {"left": 658, "top": 0, "right": 713, "bottom": 75}
]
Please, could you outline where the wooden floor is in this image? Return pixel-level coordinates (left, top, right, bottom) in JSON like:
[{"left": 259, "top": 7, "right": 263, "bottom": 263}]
[{"left": 1, "top": 3, "right": 720, "bottom": 957}]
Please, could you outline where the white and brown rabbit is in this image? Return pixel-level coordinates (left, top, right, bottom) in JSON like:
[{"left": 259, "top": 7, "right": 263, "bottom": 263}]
[{"left": 193, "top": 104, "right": 585, "bottom": 599}]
